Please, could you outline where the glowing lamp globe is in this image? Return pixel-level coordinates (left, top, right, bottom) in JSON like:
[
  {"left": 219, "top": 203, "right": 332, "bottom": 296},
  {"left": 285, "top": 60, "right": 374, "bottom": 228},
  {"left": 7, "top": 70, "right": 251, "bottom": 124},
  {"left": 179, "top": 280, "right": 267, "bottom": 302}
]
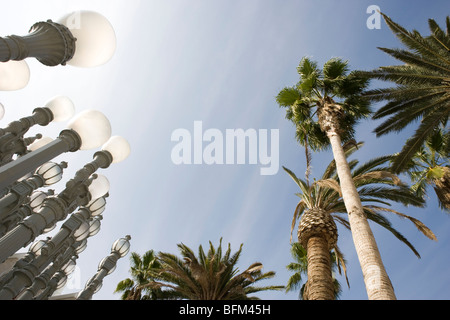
[
  {"left": 45, "top": 96, "right": 75, "bottom": 122},
  {"left": 67, "top": 110, "right": 112, "bottom": 150},
  {"left": 102, "top": 136, "right": 131, "bottom": 164},
  {"left": 112, "top": 236, "right": 131, "bottom": 257},
  {"left": 0, "top": 61, "right": 30, "bottom": 91},
  {"left": 57, "top": 11, "right": 116, "bottom": 68},
  {"left": 88, "top": 174, "right": 110, "bottom": 201}
]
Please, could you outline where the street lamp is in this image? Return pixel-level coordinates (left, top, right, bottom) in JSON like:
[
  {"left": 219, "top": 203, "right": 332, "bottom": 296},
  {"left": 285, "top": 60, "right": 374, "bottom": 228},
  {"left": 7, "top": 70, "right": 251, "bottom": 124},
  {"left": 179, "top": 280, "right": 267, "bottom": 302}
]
[
  {"left": 0, "top": 193, "right": 108, "bottom": 300},
  {"left": 0, "top": 96, "right": 75, "bottom": 167},
  {"left": 0, "top": 161, "right": 66, "bottom": 236},
  {"left": 0, "top": 8, "right": 131, "bottom": 300},
  {"left": 0, "top": 109, "right": 112, "bottom": 191},
  {"left": 0, "top": 11, "right": 116, "bottom": 68},
  {"left": 76, "top": 235, "right": 131, "bottom": 300},
  {"left": 0, "top": 135, "right": 129, "bottom": 263}
]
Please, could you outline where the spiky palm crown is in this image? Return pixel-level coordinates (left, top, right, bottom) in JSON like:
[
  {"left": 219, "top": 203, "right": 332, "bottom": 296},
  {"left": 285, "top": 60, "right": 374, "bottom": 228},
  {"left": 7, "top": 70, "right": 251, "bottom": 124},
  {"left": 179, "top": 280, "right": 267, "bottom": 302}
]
[
  {"left": 284, "top": 141, "right": 435, "bottom": 259},
  {"left": 115, "top": 250, "right": 165, "bottom": 300},
  {"left": 359, "top": 13, "right": 450, "bottom": 173},
  {"left": 148, "top": 239, "right": 283, "bottom": 300},
  {"left": 297, "top": 206, "right": 338, "bottom": 251},
  {"left": 276, "top": 57, "right": 371, "bottom": 151}
]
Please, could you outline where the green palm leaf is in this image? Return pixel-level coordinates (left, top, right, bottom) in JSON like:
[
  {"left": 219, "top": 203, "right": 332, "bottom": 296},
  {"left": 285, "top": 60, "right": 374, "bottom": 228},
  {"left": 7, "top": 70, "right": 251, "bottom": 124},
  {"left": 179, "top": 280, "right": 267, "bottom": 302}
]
[{"left": 359, "top": 13, "right": 450, "bottom": 172}]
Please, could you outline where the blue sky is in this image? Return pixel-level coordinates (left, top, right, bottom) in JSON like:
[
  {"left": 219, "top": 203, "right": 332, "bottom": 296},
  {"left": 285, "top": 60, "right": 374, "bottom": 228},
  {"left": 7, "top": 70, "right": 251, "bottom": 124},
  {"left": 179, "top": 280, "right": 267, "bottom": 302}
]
[{"left": 1, "top": 0, "right": 449, "bottom": 300}]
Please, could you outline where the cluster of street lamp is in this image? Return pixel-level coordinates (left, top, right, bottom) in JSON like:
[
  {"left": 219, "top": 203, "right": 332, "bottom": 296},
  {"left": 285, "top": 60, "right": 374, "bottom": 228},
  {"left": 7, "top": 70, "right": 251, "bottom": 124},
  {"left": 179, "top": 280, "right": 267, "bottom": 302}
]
[{"left": 0, "top": 10, "right": 131, "bottom": 300}]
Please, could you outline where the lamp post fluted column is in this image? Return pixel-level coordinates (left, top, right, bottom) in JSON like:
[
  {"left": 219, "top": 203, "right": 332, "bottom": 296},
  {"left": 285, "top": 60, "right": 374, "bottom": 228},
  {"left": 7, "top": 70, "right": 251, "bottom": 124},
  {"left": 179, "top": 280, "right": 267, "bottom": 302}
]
[{"left": 0, "top": 20, "right": 76, "bottom": 66}]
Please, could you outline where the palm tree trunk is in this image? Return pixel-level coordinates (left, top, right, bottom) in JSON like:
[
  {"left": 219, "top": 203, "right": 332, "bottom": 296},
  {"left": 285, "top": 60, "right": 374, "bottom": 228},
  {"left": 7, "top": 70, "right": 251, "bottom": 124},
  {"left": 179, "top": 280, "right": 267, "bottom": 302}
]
[
  {"left": 305, "top": 235, "right": 334, "bottom": 300},
  {"left": 327, "top": 131, "right": 396, "bottom": 300}
]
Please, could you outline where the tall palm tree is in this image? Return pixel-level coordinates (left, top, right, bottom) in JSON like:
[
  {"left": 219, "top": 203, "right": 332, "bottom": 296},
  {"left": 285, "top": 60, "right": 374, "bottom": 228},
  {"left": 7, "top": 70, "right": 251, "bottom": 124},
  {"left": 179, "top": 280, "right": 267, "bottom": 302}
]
[
  {"left": 115, "top": 250, "right": 169, "bottom": 300},
  {"left": 404, "top": 125, "right": 449, "bottom": 211},
  {"left": 359, "top": 13, "right": 450, "bottom": 173},
  {"left": 276, "top": 57, "right": 403, "bottom": 299},
  {"left": 282, "top": 142, "right": 434, "bottom": 299},
  {"left": 146, "top": 239, "right": 284, "bottom": 300},
  {"left": 286, "top": 242, "right": 345, "bottom": 300}
]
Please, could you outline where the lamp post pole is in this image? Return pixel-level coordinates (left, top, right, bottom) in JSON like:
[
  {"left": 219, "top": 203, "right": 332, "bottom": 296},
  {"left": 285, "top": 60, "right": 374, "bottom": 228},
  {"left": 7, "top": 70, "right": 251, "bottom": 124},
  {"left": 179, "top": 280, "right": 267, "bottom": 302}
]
[
  {"left": 77, "top": 235, "right": 131, "bottom": 300},
  {"left": 0, "top": 129, "right": 81, "bottom": 192}
]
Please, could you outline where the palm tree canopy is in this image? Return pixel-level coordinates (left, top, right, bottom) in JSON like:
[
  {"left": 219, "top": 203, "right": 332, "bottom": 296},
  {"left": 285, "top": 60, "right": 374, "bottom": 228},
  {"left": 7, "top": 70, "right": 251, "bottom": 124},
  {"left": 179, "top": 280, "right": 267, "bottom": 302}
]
[
  {"left": 284, "top": 141, "right": 436, "bottom": 258},
  {"left": 276, "top": 57, "right": 371, "bottom": 151},
  {"left": 359, "top": 13, "right": 450, "bottom": 173},
  {"left": 403, "top": 125, "right": 450, "bottom": 211},
  {"left": 147, "top": 239, "right": 284, "bottom": 300},
  {"left": 115, "top": 250, "right": 165, "bottom": 300}
]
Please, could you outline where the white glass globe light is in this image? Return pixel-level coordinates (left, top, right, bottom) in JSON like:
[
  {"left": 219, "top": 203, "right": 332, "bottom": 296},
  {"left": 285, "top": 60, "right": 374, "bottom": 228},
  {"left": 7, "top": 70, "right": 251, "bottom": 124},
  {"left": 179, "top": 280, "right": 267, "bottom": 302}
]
[
  {"left": 67, "top": 110, "right": 112, "bottom": 150},
  {"left": 44, "top": 96, "right": 75, "bottom": 122},
  {"left": 0, "top": 61, "right": 30, "bottom": 91},
  {"left": 29, "top": 191, "right": 48, "bottom": 211},
  {"left": 36, "top": 162, "right": 66, "bottom": 186},
  {"left": 88, "top": 196, "right": 107, "bottom": 217},
  {"left": 75, "top": 240, "right": 88, "bottom": 254},
  {"left": 74, "top": 221, "right": 90, "bottom": 242},
  {"left": 56, "top": 274, "right": 68, "bottom": 290},
  {"left": 102, "top": 136, "right": 131, "bottom": 164},
  {"left": 89, "top": 218, "right": 101, "bottom": 237},
  {"left": 61, "top": 258, "right": 77, "bottom": 275},
  {"left": 112, "top": 236, "right": 131, "bottom": 257},
  {"left": 88, "top": 174, "right": 110, "bottom": 201},
  {"left": 29, "top": 240, "right": 46, "bottom": 256},
  {"left": 57, "top": 11, "right": 117, "bottom": 68}
]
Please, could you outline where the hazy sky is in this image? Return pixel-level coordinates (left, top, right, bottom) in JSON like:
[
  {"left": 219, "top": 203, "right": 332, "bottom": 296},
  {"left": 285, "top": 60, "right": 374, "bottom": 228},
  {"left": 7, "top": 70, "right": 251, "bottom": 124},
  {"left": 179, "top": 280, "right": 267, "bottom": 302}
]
[{"left": 1, "top": 0, "right": 449, "bottom": 300}]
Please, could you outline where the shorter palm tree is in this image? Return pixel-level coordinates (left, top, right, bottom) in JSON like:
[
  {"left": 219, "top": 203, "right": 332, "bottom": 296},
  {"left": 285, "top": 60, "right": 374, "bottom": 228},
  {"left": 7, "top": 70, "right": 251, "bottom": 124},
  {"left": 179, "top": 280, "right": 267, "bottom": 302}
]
[
  {"left": 115, "top": 250, "right": 168, "bottom": 300},
  {"left": 283, "top": 142, "right": 436, "bottom": 299},
  {"left": 286, "top": 242, "right": 347, "bottom": 300},
  {"left": 145, "top": 238, "right": 284, "bottom": 300}
]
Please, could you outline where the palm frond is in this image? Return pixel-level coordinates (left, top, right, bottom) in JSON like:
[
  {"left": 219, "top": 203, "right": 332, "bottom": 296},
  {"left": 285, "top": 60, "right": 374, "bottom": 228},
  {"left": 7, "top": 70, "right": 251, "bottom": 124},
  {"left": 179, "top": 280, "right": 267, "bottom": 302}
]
[{"left": 391, "top": 106, "right": 450, "bottom": 173}]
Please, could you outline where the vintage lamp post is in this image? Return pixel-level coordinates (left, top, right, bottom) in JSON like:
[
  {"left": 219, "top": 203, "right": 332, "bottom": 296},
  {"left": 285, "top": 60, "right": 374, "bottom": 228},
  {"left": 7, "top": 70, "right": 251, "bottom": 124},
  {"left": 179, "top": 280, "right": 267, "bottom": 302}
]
[
  {"left": 0, "top": 11, "right": 116, "bottom": 68},
  {"left": 0, "top": 109, "right": 112, "bottom": 192},
  {"left": 77, "top": 235, "right": 131, "bottom": 300},
  {"left": 0, "top": 9, "right": 132, "bottom": 300}
]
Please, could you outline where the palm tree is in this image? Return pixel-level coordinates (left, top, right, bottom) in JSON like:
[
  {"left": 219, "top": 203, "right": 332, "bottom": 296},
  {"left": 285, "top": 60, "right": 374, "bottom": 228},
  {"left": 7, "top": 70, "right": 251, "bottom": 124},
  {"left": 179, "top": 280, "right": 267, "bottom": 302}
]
[
  {"left": 359, "top": 13, "right": 450, "bottom": 173},
  {"left": 115, "top": 250, "right": 168, "bottom": 300},
  {"left": 286, "top": 242, "right": 346, "bottom": 300},
  {"left": 404, "top": 125, "right": 450, "bottom": 211},
  {"left": 276, "top": 56, "right": 403, "bottom": 299},
  {"left": 282, "top": 142, "right": 435, "bottom": 299},
  {"left": 146, "top": 239, "right": 284, "bottom": 300}
]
